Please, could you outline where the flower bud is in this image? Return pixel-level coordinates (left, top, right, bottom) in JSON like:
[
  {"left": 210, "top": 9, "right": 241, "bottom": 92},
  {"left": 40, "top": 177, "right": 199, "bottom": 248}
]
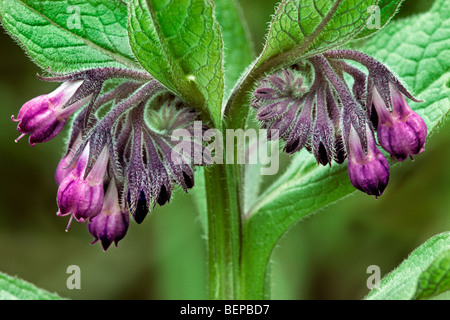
[
  {"left": 312, "top": 87, "right": 334, "bottom": 166},
  {"left": 347, "top": 125, "right": 390, "bottom": 197},
  {"left": 12, "top": 81, "right": 90, "bottom": 146},
  {"left": 88, "top": 180, "right": 129, "bottom": 251},
  {"left": 283, "top": 94, "right": 314, "bottom": 154},
  {"left": 373, "top": 84, "right": 427, "bottom": 161},
  {"left": 57, "top": 146, "right": 109, "bottom": 222},
  {"left": 251, "top": 69, "right": 307, "bottom": 141}
]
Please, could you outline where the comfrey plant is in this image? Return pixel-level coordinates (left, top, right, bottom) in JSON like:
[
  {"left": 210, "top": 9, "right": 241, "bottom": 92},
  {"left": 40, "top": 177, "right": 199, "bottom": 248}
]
[
  {"left": 251, "top": 51, "right": 427, "bottom": 196},
  {"left": 1, "top": 0, "right": 450, "bottom": 300},
  {"left": 12, "top": 67, "right": 209, "bottom": 250}
]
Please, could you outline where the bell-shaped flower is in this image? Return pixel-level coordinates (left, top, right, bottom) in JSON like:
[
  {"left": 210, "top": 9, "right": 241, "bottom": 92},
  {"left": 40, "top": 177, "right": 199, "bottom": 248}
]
[
  {"left": 347, "top": 125, "right": 390, "bottom": 197},
  {"left": 88, "top": 180, "right": 129, "bottom": 251},
  {"left": 372, "top": 83, "right": 427, "bottom": 161},
  {"left": 56, "top": 145, "right": 109, "bottom": 223},
  {"left": 12, "top": 81, "right": 91, "bottom": 146}
]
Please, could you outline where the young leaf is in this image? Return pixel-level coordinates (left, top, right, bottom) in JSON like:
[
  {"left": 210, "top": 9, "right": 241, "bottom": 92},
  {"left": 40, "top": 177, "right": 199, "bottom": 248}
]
[
  {"left": 241, "top": 0, "right": 450, "bottom": 299},
  {"left": 413, "top": 249, "right": 450, "bottom": 300},
  {"left": 365, "top": 232, "right": 450, "bottom": 300},
  {"left": 355, "top": 0, "right": 404, "bottom": 39},
  {"left": 0, "top": 272, "right": 63, "bottom": 300},
  {"left": 128, "top": 0, "right": 224, "bottom": 127},
  {"left": 0, "top": 0, "right": 140, "bottom": 72}
]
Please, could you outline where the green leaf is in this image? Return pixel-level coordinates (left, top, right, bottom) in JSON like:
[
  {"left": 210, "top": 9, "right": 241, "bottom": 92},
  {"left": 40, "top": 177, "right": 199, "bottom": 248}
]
[
  {"left": 213, "top": 0, "right": 254, "bottom": 99},
  {"left": 365, "top": 232, "right": 450, "bottom": 300},
  {"left": 0, "top": 272, "right": 63, "bottom": 300},
  {"left": 0, "top": 0, "right": 140, "bottom": 72},
  {"left": 355, "top": 0, "right": 404, "bottom": 39},
  {"left": 256, "top": 0, "right": 378, "bottom": 70},
  {"left": 128, "top": 0, "right": 224, "bottom": 127},
  {"left": 240, "top": 0, "right": 450, "bottom": 299},
  {"left": 413, "top": 249, "right": 450, "bottom": 300}
]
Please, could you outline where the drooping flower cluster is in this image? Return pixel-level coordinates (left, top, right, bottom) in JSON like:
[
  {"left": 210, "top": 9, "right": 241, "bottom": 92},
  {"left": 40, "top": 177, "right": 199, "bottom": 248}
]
[
  {"left": 12, "top": 67, "right": 210, "bottom": 250},
  {"left": 12, "top": 48, "right": 428, "bottom": 247},
  {"left": 251, "top": 49, "right": 427, "bottom": 197}
]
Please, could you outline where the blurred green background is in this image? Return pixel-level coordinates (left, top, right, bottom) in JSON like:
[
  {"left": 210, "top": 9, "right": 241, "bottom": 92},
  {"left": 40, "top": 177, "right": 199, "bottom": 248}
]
[{"left": 0, "top": 0, "right": 448, "bottom": 300}]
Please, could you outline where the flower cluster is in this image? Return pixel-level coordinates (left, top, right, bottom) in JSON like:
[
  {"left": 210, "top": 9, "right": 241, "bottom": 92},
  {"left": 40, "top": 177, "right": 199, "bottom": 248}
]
[
  {"left": 12, "top": 49, "right": 428, "bottom": 247},
  {"left": 12, "top": 68, "right": 209, "bottom": 250},
  {"left": 251, "top": 49, "right": 427, "bottom": 197}
]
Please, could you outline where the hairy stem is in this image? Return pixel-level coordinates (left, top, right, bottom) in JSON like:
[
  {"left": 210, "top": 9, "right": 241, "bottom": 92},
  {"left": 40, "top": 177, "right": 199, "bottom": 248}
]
[{"left": 205, "top": 159, "right": 242, "bottom": 299}]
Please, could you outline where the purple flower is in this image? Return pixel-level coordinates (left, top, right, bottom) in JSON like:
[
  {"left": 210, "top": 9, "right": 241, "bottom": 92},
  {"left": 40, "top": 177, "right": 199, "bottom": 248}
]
[
  {"left": 347, "top": 125, "right": 390, "bottom": 197},
  {"left": 372, "top": 84, "right": 427, "bottom": 161},
  {"left": 12, "top": 81, "right": 91, "bottom": 146},
  {"left": 88, "top": 180, "right": 129, "bottom": 251},
  {"left": 252, "top": 51, "right": 427, "bottom": 197},
  {"left": 57, "top": 145, "right": 109, "bottom": 223},
  {"left": 323, "top": 49, "right": 427, "bottom": 162}
]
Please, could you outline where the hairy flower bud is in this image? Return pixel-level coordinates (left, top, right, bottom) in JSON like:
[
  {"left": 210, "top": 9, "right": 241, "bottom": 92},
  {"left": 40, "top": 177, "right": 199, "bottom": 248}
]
[
  {"left": 12, "top": 81, "right": 91, "bottom": 146},
  {"left": 111, "top": 96, "right": 209, "bottom": 224},
  {"left": 88, "top": 180, "right": 129, "bottom": 251},
  {"left": 57, "top": 145, "right": 109, "bottom": 223},
  {"left": 347, "top": 125, "right": 390, "bottom": 197},
  {"left": 373, "top": 84, "right": 427, "bottom": 161},
  {"left": 283, "top": 94, "right": 313, "bottom": 154},
  {"left": 323, "top": 49, "right": 427, "bottom": 163},
  {"left": 312, "top": 86, "right": 335, "bottom": 166},
  {"left": 252, "top": 69, "right": 307, "bottom": 140}
]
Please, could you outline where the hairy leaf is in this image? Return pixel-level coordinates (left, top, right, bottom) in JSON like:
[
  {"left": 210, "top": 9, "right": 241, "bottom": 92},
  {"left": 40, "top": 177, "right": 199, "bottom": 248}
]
[
  {"left": 0, "top": 272, "right": 63, "bottom": 300},
  {"left": 128, "top": 0, "right": 224, "bottom": 126},
  {"left": 355, "top": 0, "right": 404, "bottom": 39},
  {"left": 256, "top": 0, "right": 378, "bottom": 70},
  {"left": 0, "top": 0, "right": 139, "bottom": 71},
  {"left": 413, "top": 249, "right": 450, "bottom": 300},
  {"left": 241, "top": 0, "right": 450, "bottom": 299},
  {"left": 365, "top": 232, "right": 450, "bottom": 300}
]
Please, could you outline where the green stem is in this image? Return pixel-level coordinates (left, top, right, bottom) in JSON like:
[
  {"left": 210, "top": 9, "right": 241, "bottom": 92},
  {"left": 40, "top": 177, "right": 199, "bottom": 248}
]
[
  {"left": 205, "top": 161, "right": 242, "bottom": 299},
  {"left": 239, "top": 217, "right": 274, "bottom": 299},
  {"left": 205, "top": 30, "right": 317, "bottom": 298}
]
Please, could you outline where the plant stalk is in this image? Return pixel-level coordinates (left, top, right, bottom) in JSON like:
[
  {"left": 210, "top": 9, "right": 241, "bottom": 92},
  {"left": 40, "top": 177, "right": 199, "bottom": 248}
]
[{"left": 205, "top": 158, "right": 243, "bottom": 299}]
